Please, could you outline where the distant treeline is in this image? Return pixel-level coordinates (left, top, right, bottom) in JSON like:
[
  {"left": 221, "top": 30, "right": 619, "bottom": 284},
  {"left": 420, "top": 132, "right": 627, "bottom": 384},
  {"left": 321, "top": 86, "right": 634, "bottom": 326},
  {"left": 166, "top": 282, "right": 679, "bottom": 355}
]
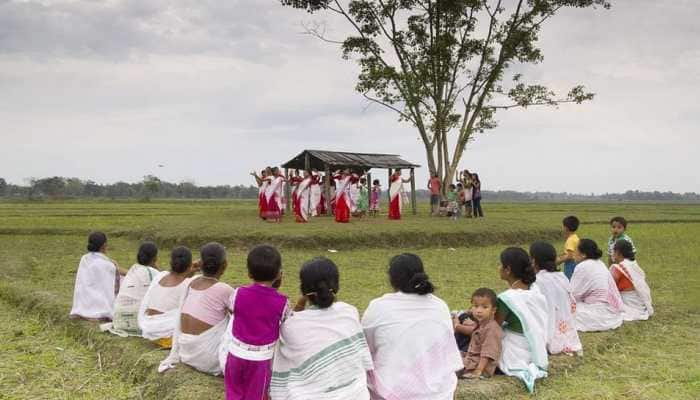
[
  {"left": 0, "top": 176, "right": 258, "bottom": 200},
  {"left": 1, "top": 176, "right": 698, "bottom": 202}
]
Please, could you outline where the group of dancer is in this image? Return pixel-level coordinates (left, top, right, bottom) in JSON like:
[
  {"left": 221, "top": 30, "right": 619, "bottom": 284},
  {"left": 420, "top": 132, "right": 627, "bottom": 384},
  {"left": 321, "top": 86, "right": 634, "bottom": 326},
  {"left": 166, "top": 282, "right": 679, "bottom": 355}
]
[
  {"left": 251, "top": 167, "right": 412, "bottom": 223},
  {"left": 68, "top": 213, "right": 654, "bottom": 399}
]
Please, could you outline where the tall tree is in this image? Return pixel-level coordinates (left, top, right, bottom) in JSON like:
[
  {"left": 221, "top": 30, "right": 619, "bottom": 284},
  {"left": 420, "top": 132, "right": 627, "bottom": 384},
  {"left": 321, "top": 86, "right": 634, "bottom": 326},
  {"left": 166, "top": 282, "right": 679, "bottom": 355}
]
[{"left": 281, "top": 0, "right": 610, "bottom": 187}]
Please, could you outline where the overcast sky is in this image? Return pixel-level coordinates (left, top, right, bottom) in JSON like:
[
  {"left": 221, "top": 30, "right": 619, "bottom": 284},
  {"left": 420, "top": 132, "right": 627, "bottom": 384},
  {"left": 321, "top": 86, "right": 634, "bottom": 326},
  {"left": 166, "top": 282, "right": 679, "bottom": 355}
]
[{"left": 1, "top": 0, "right": 698, "bottom": 193}]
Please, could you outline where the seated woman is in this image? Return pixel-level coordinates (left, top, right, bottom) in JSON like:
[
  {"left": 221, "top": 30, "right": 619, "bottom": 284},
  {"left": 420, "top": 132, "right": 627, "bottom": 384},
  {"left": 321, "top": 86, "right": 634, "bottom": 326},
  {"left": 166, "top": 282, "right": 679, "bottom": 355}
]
[
  {"left": 570, "top": 239, "right": 623, "bottom": 332},
  {"left": 108, "top": 242, "right": 159, "bottom": 336},
  {"left": 70, "top": 232, "right": 128, "bottom": 321},
  {"left": 270, "top": 258, "right": 373, "bottom": 400},
  {"left": 529, "top": 241, "right": 583, "bottom": 355},
  {"left": 610, "top": 240, "right": 654, "bottom": 321},
  {"left": 139, "top": 246, "right": 195, "bottom": 348},
  {"left": 159, "top": 242, "right": 233, "bottom": 376},
  {"left": 496, "top": 247, "right": 549, "bottom": 393},
  {"left": 361, "top": 254, "right": 463, "bottom": 400}
]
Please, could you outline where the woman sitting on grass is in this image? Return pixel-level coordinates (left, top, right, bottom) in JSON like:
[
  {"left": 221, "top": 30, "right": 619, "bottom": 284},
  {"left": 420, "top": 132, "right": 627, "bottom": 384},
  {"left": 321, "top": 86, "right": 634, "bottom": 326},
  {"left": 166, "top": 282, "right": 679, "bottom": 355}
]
[
  {"left": 570, "top": 239, "right": 623, "bottom": 332},
  {"left": 271, "top": 257, "right": 374, "bottom": 399},
  {"left": 70, "top": 232, "right": 128, "bottom": 321},
  {"left": 610, "top": 240, "right": 654, "bottom": 321},
  {"left": 139, "top": 246, "right": 195, "bottom": 348},
  {"left": 361, "top": 254, "right": 463, "bottom": 400},
  {"left": 495, "top": 247, "right": 549, "bottom": 393},
  {"left": 159, "top": 242, "right": 233, "bottom": 375},
  {"left": 108, "top": 242, "right": 159, "bottom": 336},
  {"left": 529, "top": 241, "right": 582, "bottom": 355}
]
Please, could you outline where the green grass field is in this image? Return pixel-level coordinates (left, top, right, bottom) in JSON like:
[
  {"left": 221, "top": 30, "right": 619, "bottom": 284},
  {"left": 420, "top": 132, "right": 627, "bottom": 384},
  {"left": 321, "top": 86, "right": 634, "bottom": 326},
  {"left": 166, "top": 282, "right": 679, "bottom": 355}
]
[{"left": 0, "top": 200, "right": 698, "bottom": 399}]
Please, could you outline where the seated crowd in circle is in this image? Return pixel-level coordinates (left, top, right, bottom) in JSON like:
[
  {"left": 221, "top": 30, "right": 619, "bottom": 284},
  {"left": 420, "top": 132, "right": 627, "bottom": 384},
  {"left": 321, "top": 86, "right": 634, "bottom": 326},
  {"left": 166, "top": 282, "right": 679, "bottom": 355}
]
[{"left": 70, "top": 216, "right": 653, "bottom": 398}]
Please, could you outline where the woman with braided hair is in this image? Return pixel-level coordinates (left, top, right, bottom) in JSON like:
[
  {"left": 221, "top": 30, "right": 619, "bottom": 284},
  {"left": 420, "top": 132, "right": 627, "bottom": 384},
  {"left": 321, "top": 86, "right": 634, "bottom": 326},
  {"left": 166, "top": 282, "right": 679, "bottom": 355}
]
[
  {"left": 271, "top": 257, "right": 373, "bottom": 399},
  {"left": 361, "top": 254, "right": 463, "bottom": 400},
  {"left": 159, "top": 242, "right": 234, "bottom": 376}
]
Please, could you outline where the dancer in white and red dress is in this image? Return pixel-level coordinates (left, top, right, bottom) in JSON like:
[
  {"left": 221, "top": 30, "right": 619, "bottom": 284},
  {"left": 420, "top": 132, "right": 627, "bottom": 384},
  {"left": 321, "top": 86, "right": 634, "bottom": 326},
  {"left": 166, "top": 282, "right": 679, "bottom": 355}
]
[
  {"left": 333, "top": 169, "right": 359, "bottom": 223},
  {"left": 288, "top": 170, "right": 303, "bottom": 216},
  {"left": 294, "top": 170, "right": 313, "bottom": 223},
  {"left": 251, "top": 168, "right": 272, "bottom": 220},
  {"left": 263, "top": 167, "right": 285, "bottom": 222},
  {"left": 310, "top": 170, "right": 322, "bottom": 217},
  {"left": 388, "top": 169, "right": 410, "bottom": 220}
]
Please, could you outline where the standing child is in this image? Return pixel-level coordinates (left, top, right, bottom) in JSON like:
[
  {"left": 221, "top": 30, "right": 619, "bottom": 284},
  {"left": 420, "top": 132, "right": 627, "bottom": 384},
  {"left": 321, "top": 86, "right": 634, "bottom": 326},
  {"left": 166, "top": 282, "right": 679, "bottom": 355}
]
[
  {"left": 369, "top": 179, "right": 381, "bottom": 217},
  {"left": 223, "top": 245, "right": 290, "bottom": 400},
  {"left": 453, "top": 288, "right": 502, "bottom": 379},
  {"left": 557, "top": 216, "right": 580, "bottom": 280},
  {"left": 607, "top": 216, "right": 636, "bottom": 265},
  {"left": 355, "top": 177, "right": 369, "bottom": 217},
  {"left": 446, "top": 184, "right": 459, "bottom": 220}
]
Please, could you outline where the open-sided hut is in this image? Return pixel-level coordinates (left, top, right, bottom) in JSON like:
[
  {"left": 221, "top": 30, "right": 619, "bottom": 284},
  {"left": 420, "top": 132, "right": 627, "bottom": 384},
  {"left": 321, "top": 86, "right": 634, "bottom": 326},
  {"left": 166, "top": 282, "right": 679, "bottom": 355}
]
[{"left": 282, "top": 149, "right": 421, "bottom": 215}]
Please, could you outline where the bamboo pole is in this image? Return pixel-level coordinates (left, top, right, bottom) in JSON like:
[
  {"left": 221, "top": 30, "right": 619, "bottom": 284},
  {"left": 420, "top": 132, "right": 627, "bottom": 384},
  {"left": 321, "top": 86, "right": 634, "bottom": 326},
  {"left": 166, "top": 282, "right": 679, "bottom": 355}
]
[{"left": 410, "top": 167, "right": 417, "bottom": 215}]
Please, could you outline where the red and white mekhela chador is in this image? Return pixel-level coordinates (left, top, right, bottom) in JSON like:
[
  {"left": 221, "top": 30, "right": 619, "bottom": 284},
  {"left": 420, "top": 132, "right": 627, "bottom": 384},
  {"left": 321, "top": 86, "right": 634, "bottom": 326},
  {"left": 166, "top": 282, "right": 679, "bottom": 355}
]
[
  {"left": 258, "top": 177, "right": 270, "bottom": 220},
  {"left": 289, "top": 176, "right": 303, "bottom": 215},
  {"left": 294, "top": 175, "right": 313, "bottom": 223},
  {"left": 388, "top": 174, "right": 404, "bottom": 220},
  {"left": 333, "top": 173, "right": 359, "bottom": 223},
  {"left": 264, "top": 175, "right": 286, "bottom": 220},
  {"left": 310, "top": 173, "right": 322, "bottom": 217}
]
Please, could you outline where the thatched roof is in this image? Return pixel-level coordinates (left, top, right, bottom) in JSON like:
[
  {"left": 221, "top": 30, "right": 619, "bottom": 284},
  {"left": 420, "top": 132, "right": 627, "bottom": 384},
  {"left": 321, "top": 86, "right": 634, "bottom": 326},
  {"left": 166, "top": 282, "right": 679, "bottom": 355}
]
[{"left": 282, "top": 150, "right": 420, "bottom": 171}]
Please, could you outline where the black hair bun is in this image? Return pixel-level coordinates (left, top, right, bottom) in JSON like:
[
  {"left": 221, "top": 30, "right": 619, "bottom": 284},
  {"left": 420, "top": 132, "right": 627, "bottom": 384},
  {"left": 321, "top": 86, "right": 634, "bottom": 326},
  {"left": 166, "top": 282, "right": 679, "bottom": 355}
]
[{"left": 408, "top": 272, "right": 434, "bottom": 295}]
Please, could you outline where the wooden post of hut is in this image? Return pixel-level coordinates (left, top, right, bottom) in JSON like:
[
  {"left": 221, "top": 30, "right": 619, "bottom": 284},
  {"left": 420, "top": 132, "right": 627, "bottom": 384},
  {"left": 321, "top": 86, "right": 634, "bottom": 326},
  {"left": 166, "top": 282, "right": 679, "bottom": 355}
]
[
  {"left": 387, "top": 168, "right": 392, "bottom": 203},
  {"left": 410, "top": 167, "right": 417, "bottom": 215}
]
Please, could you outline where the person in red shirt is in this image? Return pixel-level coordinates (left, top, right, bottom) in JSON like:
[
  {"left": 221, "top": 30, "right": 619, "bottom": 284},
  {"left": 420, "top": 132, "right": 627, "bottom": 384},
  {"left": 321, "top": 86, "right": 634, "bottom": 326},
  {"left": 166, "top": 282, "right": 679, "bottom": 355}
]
[{"left": 428, "top": 174, "right": 442, "bottom": 216}]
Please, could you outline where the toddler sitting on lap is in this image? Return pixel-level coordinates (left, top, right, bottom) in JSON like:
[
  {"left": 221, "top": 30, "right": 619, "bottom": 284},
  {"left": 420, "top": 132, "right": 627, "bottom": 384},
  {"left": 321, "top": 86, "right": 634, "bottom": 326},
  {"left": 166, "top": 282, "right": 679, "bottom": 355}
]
[{"left": 453, "top": 288, "right": 503, "bottom": 379}]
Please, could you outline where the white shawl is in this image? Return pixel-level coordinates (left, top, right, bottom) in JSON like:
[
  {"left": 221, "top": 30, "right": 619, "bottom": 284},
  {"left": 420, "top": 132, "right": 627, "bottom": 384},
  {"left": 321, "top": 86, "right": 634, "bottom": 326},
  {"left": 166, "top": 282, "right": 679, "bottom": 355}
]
[
  {"left": 102, "top": 264, "right": 158, "bottom": 336},
  {"left": 158, "top": 283, "right": 229, "bottom": 376},
  {"left": 571, "top": 259, "right": 623, "bottom": 332},
  {"left": 70, "top": 252, "right": 118, "bottom": 320},
  {"left": 610, "top": 259, "right": 653, "bottom": 321},
  {"left": 497, "top": 287, "right": 549, "bottom": 393},
  {"left": 361, "top": 292, "right": 463, "bottom": 400},
  {"left": 532, "top": 271, "right": 583, "bottom": 355},
  {"left": 138, "top": 271, "right": 189, "bottom": 341},
  {"left": 270, "top": 302, "right": 373, "bottom": 400}
]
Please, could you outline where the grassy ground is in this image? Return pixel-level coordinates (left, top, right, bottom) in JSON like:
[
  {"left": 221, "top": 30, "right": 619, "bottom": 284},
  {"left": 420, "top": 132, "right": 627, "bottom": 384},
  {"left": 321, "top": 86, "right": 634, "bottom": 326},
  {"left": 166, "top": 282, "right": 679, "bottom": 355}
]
[{"left": 0, "top": 200, "right": 698, "bottom": 399}]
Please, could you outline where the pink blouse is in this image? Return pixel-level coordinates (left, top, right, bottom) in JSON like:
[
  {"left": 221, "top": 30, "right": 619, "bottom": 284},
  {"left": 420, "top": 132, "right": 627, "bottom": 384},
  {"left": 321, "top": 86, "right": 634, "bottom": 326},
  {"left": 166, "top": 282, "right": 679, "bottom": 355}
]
[{"left": 181, "top": 281, "right": 234, "bottom": 326}]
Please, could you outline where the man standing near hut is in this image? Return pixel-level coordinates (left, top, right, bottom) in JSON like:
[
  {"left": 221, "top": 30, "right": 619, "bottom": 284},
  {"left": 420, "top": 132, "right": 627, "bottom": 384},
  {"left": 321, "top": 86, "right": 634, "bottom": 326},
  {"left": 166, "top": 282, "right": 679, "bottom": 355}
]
[{"left": 428, "top": 173, "right": 442, "bottom": 216}]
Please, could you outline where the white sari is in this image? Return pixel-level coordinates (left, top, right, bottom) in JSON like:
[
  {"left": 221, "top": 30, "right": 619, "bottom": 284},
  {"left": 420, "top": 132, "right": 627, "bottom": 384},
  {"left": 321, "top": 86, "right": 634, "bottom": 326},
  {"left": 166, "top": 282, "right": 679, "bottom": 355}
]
[
  {"left": 610, "top": 259, "right": 653, "bottom": 321},
  {"left": 266, "top": 176, "right": 285, "bottom": 212},
  {"left": 310, "top": 173, "right": 321, "bottom": 216},
  {"left": 70, "top": 252, "right": 118, "bottom": 320},
  {"left": 498, "top": 287, "right": 549, "bottom": 393},
  {"left": 270, "top": 302, "right": 373, "bottom": 400},
  {"left": 532, "top": 271, "right": 583, "bottom": 355},
  {"left": 361, "top": 292, "right": 463, "bottom": 400},
  {"left": 335, "top": 174, "right": 356, "bottom": 210},
  {"left": 296, "top": 176, "right": 312, "bottom": 222},
  {"left": 103, "top": 264, "right": 158, "bottom": 336},
  {"left": 389, "top": 176, "right": 403, "bottom": 215},
  {"left": 158, "top": 283, "right": 230, "bottom": 376},
  {"left": 571, "top": 259, "right": 623, "bottom": 332},
  {"left": 137, "top": 271, "right": 188, "bottom": 341}
]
